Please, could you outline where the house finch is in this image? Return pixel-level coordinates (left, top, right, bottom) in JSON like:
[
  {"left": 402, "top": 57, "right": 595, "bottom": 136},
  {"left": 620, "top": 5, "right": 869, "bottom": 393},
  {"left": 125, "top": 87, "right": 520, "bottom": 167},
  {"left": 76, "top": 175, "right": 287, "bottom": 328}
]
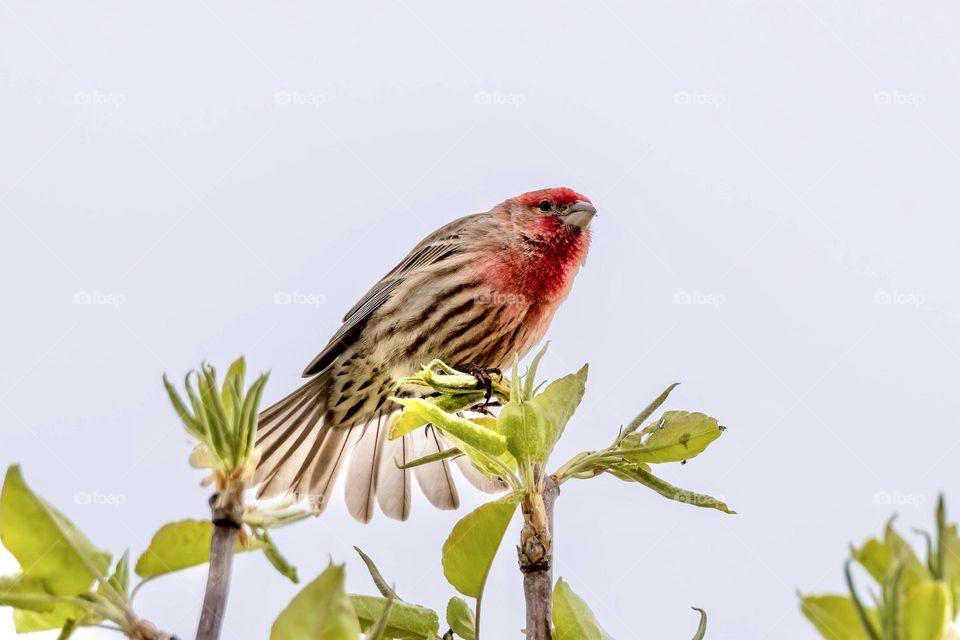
[{"left": 253, "top": 187, "right": 596, "bottom": 521}]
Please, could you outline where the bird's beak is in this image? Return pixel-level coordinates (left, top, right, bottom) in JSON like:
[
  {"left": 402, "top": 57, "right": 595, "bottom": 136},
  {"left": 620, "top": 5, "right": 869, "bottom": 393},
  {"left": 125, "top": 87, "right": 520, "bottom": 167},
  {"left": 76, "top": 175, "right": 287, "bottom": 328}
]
[{"left": 562, "top": 200, "right": 597, "bottom": 229}]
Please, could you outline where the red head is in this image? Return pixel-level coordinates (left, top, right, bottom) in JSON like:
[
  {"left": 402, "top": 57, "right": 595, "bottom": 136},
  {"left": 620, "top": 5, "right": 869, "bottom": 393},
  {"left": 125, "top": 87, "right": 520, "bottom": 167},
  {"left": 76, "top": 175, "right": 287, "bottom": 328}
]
[
  {"left": 498, "top": 187, "right": 596, "bottom": 238},
  {"left": 515, "top": 187, "right": 592, "bottom": 209},
  {"left": 484, "top": 187, "right": 596, "bottom": 301}
]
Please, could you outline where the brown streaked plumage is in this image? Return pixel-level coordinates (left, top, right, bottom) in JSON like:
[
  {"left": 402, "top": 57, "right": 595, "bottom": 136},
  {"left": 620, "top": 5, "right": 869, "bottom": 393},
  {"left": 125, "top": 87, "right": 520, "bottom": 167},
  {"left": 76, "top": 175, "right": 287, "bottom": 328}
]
[{"left": 253, "top": 188, "right": 596, "bottom": 522}]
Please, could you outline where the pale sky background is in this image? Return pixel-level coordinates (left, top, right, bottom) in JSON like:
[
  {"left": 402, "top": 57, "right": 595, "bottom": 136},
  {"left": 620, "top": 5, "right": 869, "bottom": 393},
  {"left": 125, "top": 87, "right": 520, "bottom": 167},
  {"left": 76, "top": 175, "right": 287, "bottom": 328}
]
[{"left": 2, "top": 2, "right": 959, "bottom": 638}]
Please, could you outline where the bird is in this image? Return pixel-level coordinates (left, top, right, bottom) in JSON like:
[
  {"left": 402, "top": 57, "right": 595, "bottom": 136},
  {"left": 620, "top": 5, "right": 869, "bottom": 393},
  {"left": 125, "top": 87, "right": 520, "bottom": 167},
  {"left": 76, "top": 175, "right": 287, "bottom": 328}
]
[{"left": 253, "top": 187, "right": 596, "bottom": 522}]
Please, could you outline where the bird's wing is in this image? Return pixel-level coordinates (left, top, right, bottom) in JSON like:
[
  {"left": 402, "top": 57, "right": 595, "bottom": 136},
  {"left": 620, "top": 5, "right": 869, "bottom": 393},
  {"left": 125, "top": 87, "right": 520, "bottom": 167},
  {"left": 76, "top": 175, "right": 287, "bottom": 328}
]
[{"left": 302, "top": 213, "right": 487, "bottom": 376}]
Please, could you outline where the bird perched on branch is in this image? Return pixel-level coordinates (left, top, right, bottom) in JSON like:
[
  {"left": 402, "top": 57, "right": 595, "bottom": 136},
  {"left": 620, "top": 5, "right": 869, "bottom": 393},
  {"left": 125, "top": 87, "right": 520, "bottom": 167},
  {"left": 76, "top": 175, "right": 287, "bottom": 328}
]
[{"left": 253, "top": 187, "right": 596, "bottom": 521}]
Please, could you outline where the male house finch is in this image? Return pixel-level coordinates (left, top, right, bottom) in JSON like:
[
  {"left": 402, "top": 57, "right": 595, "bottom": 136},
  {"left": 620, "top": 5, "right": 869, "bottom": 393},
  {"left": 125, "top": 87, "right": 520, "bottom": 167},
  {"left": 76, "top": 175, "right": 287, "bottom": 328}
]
[{"left": 254, "top": 187, "right": 596, "bottom": 521}]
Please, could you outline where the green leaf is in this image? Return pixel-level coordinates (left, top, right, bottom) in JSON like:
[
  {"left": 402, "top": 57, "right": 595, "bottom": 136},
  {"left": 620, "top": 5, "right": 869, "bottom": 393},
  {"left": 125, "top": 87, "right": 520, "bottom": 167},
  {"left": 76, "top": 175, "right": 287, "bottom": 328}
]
[
  {"left": 14, "top": 608, "right": 88, "bottom": 634},
  {"left": 367, "top": 597, "right": 394, "bottom": 640},
  {"left": 163, "top": 375, "right": 203, "bottom": 437},
  {"left": 852, "top": 538, "right": 892, "bottom": 583},
  {"left": 354, "top": 547, "right": 400, "bottom": 600},
  {"left": 880, "top": 562, "right": 905, "bottom": 640},
  {"left": 934, "top": 495, "right": 948, "bottom": 582},
  {"left": 620, "top": 411, "right": 724, "bottom": 464},
  {"left": 271, "top": 563, "right": 360, "bottom": 640},
  {"left": 239, "top": 373, "right": 269, "bottom": 460},
  {"left": 398, "top": 446, "right": 462, "bottom": 470},
  {"left": 0, "top": 465, "right": 111, "bottom": 596},
  {"left": 222, "top": 356, "right": 247, "bottom": 420},
  {"left": 845, "top": 560, "right": 881, "bottom": 640},
  {"left": 102, "top": 550, "right": 130, "bottom": 599},
  {"left": 612, "top": 464, "right": 735, "bottom": 514},
  {"left": 939, "top": 519, "right": 960, "bottom": 616},
  {"left": 443, "top": 498, "right": 518, "bottom": 598},
  {"left": 903, "top": 581, "right": 951, "bottom": 640},
  {"left": 135, "top": 519, "right": 263, "bottom": 578},
  {"left": 509, "top": 356, "right": 522, "bottom": 402},
  {"left": 12, "top": 595, "right": 97, "bottom": 634},
  {"left": 884, "top": 521, "right": 931, "bottom": 591},
  {"left": 523, "top": 342, "right": 551, "bottom": 399},
  {"left": 393, "top": 397, "right": 507, "bottom": 456},
  {"left": 185, "top": 373, "right": 213, "bottom": 445},
  {"left": 690, "top": 607, "right": 707, "bottom": 640},
  {"left": 915, "top": 528, "right": 935, "bottom": 578},
  {"left": 622, "top": 383, "right": 680, "bottom": 437},
  {"left": 445, "top": 597, "right": 476, "bottom": 640},
  {"left": 200, "top": 364, "right": 235, "bottom": 463},
  {"left": 0, "top": 575, "right": 56, "bottom": 612},
  {"left": 260, "top": 531, "right": 299, "bottom": 584},
  {"left": 553, "top": 578, "right": 614, "bottom": 640},
  {"left": 529, "top": 364, "right": 588, "bottom": 448},
  {"left": 188, "top": 444, "right": 217, "bottom": 470},
  {"left": 499, "top": 399, "right": 549, "bottom": 466},
  {"left": 498, "top": 363, "right": 589, "bottom": 467},
  {"left": 349, "top": 595, "right": 439, "bottom": 639},
  {"left": 389, "top": 392, "right": 486, "bottom": 440},
  {"left": 800, "top": 595, "right": 876, "bottom": 640}
]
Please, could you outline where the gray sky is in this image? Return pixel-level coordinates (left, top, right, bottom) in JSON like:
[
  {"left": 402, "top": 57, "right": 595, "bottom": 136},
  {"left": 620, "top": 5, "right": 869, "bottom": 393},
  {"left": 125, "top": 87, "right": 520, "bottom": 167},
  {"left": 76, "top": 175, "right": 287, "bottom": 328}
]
[{"left": 2, "top": 1, "right": 959, "bottom": 638}]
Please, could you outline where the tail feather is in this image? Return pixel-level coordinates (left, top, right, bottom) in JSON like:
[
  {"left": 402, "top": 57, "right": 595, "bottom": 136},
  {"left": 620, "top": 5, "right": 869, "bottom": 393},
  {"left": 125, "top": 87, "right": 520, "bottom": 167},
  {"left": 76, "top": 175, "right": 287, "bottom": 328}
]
[
  {"left": 254, "top": 380, "right": 484, "bottom": 520},
  {"left": 256, "top": 398, "right": 323, "bottom": 475},
  {"left": 254, "top": 407, "right": 324, "bottom": 500},
  {"left": 255, "top": 378, "right": 325, "bottom": 458},
  {"left": 254, "top": 377, "right": 326, "bottom": 499},
  {"left": 345, "top": 411, "right": 388, "bottom": 523},
  {"left": 258, "top": 376, "right": 322, "bottom": 436},
  {"left": 298, "top": 424, "right": 357, "bottom": 513},
  {"left": 454, "top": 455, "right": 510, "bottom": 494},
  {"left": 412, "top": 428, "right": 460, "bottom": 510},
  {"left": 375, "top": 432, "right": 412, "bottom": 521}
]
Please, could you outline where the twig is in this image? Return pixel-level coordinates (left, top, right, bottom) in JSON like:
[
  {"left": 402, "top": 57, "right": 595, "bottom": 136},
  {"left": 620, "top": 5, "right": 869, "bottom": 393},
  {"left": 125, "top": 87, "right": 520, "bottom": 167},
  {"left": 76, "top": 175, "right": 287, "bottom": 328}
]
[
  {"left": 519, "top": 474, "right": 560, "bottom": 640},
  {"left": 196, "top": 484, "right": 244, "bottom": 640},
  {"left": 128, "top": 618, "right": 178, "bottom": 640},
  {"left": 474, "top": 593, "right": 483, "bottom": 640}
]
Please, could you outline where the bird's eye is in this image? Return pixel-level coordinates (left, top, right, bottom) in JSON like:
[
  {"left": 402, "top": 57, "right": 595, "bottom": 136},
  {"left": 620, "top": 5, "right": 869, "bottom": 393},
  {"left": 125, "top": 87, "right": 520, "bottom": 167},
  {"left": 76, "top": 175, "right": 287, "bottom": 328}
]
[{"left": 538, "top": 200, "right": 552, "bottom": 212}]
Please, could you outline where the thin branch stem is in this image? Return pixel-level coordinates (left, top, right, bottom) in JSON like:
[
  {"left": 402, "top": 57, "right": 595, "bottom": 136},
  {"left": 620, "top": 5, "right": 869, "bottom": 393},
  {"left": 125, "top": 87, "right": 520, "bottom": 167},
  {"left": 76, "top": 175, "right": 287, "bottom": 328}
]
[
  {"left": 196, "top": 484, "right": 244, "bottom": 640},
  {"left": 474, "top": 594, "right": 482, "bottom": 640},
  {"left": 129, "top": 575, "right": 161, "bottom": 605},
  {"left": 519, "top": 474, "right": 560, "bottom": 640}
]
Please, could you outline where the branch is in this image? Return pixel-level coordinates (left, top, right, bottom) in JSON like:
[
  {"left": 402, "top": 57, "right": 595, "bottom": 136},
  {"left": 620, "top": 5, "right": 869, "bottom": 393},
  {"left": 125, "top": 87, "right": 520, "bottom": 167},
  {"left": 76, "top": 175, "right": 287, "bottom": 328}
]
[
  {"left": 196, "top": 484, "right": 244, "bottom": 640},
  {"left": 519, "top": 474, "right": 560, "bottom": 640}
]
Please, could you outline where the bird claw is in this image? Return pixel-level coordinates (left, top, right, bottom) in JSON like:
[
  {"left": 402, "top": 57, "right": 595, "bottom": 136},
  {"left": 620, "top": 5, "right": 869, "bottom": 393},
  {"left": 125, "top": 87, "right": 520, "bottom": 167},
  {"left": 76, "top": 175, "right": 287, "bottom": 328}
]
[
  {"left": 470, "top": 399, "right": 502, "bottom": 415},
  {"left": 454, "top": 363, "right": 503, "bottom": 403}
]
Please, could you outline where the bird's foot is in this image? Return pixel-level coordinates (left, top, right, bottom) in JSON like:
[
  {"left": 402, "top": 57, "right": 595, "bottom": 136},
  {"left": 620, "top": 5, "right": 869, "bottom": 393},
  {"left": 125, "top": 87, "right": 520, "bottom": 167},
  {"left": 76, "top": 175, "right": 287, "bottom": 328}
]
[
  {"left": 454, "top": 363, "right": 503, "bottom": 402},
  {"left": 470, "top": 399, "right": 503, "bottom": 415}
]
